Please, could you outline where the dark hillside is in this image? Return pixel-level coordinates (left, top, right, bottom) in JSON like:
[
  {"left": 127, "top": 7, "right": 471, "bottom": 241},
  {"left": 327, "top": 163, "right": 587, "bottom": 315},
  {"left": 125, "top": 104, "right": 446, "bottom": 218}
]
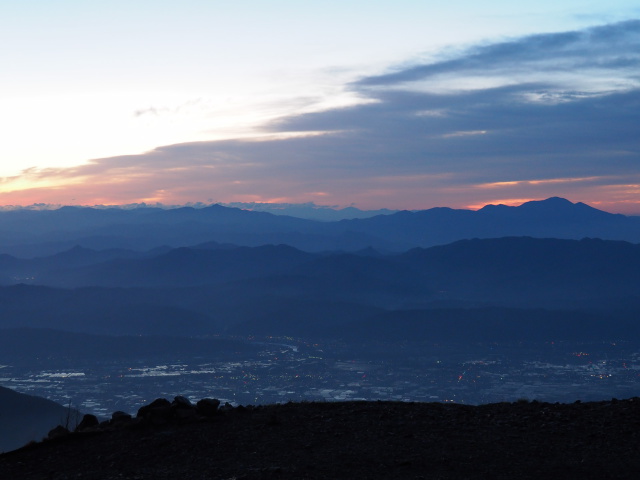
[
  {"left": 1, "top": 399, "right": 639, "bottom": 479},
  {"left": 0, "top": 387, "right": 73, "bottom": 454}
]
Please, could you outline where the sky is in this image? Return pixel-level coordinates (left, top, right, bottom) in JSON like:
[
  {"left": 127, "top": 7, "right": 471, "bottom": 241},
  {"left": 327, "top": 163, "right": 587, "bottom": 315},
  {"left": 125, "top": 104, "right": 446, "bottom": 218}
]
[{"left": 1, "top": 1, "right": 640, "bottom": 213}]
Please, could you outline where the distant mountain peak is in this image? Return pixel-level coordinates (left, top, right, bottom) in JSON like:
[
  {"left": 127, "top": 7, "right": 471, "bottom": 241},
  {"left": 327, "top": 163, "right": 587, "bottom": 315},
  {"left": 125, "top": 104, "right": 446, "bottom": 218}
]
[
  {"left": 479, "top": 197, "right": 574, "bottom": 211},
  {"left": 477, "top": 197, "right": 614, "bottom": 218},
  {"left": 538, "top": 196, "right": 571, "bottom": 203},
  {"left": 521, "top": 197, "right": 574, "bottom": 207}
]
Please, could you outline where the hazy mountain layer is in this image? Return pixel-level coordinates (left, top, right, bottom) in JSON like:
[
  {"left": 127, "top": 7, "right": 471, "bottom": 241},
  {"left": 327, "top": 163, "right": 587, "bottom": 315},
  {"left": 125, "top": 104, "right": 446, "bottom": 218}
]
[
  {"left": 1, "top": 237, "right": 640, "bottom": 340},
  {"left": 1, "top": 197, "right": 639, "bottom": 256}
]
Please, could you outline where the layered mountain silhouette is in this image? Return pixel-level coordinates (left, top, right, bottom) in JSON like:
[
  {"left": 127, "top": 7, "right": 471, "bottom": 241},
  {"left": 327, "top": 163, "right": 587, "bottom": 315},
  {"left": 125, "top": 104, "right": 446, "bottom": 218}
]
[
  {"left": 2, "top": 235, "right": 639, "bottom": 302},
  {"left": 1, "top": 197, "right": 639, "bottom": 256},
  {"left": 1, "top": 236, "right": 640, "bottom": 339}
]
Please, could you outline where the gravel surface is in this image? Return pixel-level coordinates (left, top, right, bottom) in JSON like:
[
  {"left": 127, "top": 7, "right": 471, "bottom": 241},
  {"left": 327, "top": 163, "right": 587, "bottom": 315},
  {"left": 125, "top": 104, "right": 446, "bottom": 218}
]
[{"left": 1, "top": 398, "right": 640, "bottom": 479}]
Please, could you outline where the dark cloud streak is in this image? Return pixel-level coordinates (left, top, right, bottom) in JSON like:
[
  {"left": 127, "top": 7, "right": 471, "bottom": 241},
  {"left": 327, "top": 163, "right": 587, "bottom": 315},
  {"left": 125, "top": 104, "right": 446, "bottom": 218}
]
[{"left": 355, "top": 20, "right": 640, "bottom": 86}]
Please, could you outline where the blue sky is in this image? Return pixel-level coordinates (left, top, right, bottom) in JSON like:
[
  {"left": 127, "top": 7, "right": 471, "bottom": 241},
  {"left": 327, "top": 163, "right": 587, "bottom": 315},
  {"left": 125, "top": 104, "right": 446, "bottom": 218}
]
[{"left": 1, "top": 1, "right": 639, "bottom": 212}]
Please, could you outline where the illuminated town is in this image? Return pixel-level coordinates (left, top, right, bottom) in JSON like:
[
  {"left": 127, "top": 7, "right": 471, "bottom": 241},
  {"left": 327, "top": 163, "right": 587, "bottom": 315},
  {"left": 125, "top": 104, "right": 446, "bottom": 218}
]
[{"left": 2, "top": 338, "right": 638, "bottom": 418}]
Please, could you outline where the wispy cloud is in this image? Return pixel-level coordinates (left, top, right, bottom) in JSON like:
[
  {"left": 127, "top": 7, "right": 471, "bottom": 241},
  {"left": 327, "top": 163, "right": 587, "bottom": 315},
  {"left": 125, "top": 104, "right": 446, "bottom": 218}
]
[{"left": 2, "top": 20, "right": 640, "bottom": 213}]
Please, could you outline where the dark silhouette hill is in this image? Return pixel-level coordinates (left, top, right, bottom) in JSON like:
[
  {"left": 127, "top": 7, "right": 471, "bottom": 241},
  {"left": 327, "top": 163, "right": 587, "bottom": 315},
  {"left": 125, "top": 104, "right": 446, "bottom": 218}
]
[
  {"left": 1, "top": 398, "right": 639, "bottom": 479},
  {"left": 0, "top": 386, "right": 74, "bottom": 454}
]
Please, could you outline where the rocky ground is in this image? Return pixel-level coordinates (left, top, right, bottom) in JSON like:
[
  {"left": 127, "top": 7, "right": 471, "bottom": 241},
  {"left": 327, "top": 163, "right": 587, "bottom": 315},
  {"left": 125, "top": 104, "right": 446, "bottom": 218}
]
[{"left": 1, "top": 397, "right": 639, "bottom": 479}]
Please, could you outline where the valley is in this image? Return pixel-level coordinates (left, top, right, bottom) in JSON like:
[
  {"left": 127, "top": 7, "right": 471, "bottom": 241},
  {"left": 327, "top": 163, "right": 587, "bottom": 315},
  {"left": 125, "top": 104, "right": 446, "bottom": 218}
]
[{"left": 2, "top": 336, "right": 638, "bottom": 419}]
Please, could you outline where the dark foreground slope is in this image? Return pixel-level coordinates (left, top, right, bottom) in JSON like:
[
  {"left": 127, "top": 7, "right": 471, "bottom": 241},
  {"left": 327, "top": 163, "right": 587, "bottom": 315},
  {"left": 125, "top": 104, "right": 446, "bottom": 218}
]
[
  {"left": 2, "top": 399, "right": 639, "bottom": 479},
  {"left": 0, "top": 386, "right": 74, "bottom": 454}
]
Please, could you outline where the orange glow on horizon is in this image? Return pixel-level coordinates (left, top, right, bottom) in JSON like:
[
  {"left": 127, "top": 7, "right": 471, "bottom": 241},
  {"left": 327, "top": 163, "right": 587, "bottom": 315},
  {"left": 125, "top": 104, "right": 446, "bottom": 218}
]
[
  {"left": 477, "top": 176, "right": 602, "bottom": 189},
  {"left": 1, "top": 171, "right": 640, "bottom": 216},
  {"left": 465, "top": 198, "right": 537, "bottom": 210}
]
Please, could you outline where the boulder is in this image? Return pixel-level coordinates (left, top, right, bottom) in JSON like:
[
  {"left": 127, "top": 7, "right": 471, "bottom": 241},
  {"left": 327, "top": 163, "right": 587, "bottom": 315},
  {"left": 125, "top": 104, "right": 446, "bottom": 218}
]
[
  {"left": 110, "top": 411, "right": 132, "bottom": 425},
  {"left": 170, "top": 396, "right": 196, "bottom": 421},
  {"left": 137, "top": 398, "right": 173, "bottom": 424},
  {"left": 196, "top": 398, "right": 221, "bottom": 417},
  {"left": 75, "top": 414, "right": 100, "bottom": 432},
  {"left": 172, "top": 396, "right": 193, "bottom": 409},
  {"left": 47, "top": 425, "right": 70, "bottom": 440}
]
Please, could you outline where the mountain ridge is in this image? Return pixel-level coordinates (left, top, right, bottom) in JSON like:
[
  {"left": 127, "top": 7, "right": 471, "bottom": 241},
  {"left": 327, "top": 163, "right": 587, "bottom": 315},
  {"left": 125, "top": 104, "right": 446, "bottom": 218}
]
[
  {"left": 1, "top": 197, "right": 639, "bottom": 256},
  {"left": 2, "top": 236, "right": 640, "bottom": 337}
]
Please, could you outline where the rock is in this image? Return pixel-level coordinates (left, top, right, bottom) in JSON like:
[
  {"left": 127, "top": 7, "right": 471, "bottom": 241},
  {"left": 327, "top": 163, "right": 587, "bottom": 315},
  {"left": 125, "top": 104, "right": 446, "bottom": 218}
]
[
  {"left": 196, "top": 398, "right": 221, "bottom": 417},
  {"left": 47, "top": 425, "right": 70, "bottom": 440},
  {"left": 111, "top": 411, "right": 133, "bottom": 425},
  {"left": 137, "top": 398, "right": 172, "bottom": 421},
  {"left": 76, "top": 414, "right": 100, "bottom": 432},
  {"left": 173, "top": 396, "right": 193, "bottom": 408},
  {"left": 173, "top": 407, "right": 197, "bottom": 421},
  {"left": 169, "top": 396, "right": 198, "bottom": 422}
]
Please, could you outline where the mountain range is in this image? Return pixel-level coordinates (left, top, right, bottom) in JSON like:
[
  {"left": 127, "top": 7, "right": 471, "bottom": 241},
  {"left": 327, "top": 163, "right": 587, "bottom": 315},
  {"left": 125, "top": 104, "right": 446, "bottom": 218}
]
[
  {"left": 2, "top": 196, "right": 640, "bottom": 455},
  {"left": 0, "top": 198, "right": 638, "bottom": 343},
  {"left": 1, "top": 236, "right": 639, "bottom": 339},
  {"left": 1, "top": 197, "right": 639, "bottom": 257}
]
